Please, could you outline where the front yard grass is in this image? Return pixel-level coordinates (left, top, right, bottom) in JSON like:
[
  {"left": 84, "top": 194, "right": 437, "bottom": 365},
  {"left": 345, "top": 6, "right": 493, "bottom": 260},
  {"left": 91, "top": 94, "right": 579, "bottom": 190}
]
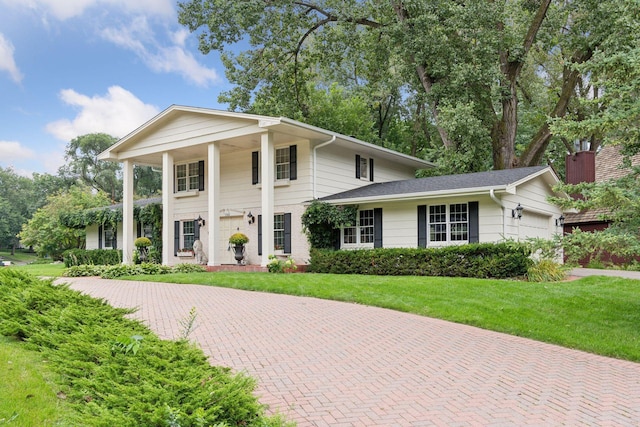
[
  {"left": 122, "top": 272, "right": 640, "bottom": 362},
  {"left": 0, "top": 336, "right": 75, "bottom": 426}
]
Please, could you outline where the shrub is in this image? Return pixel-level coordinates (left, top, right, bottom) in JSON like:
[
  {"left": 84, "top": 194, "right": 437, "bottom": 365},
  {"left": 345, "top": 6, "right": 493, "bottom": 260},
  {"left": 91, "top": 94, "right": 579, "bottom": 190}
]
[
  {"left": 172, "top": 263, "right": 207, "bottom": 273},
  {"left": 308, "top": 242, "right": 533, "bottom": 279},
  {"left": 229, "top": 233, "right": 249, "bottom": 245},
  {"left": 134, "top": 237, "right": 152, "bottom": 248},
  {"left": 63, "top": 249, "right": 122, "bottom": 267},
  {"left": 527, "top": 259, "right": 568, "bottom": 282},
  {"left": 64, "top": 263, "right": 203, "bottom": 278},
  {"left": 267, "top": 255, "right": 297, "bottom": 273},
  {"left": 0, "top": 268, "right": 291, "bottom": 426}
]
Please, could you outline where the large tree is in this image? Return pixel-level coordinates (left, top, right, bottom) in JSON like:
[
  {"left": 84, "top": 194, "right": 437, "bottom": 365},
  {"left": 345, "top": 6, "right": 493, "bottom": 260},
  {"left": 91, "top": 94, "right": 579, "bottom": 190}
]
[
  {"left": 0, "top": 167, "right": 36, "bottom": 252},
  {"left": 59, "top": 133, "right": 162, "bottom": 201},
  {"left": 178, "top": 0, "right": 636, "bottom": 170},
  {"left": 19, "top": 185, "right": 111, "bottom": 259}
]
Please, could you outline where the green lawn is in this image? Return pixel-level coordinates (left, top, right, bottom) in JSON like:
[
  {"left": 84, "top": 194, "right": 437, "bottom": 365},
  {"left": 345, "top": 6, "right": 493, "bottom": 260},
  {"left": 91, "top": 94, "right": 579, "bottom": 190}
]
[
  {"left": 0, "top": 337, "right": 74, "bottom": 426},
  {"left": 8, "top": 263, "right": 66, "bottom": 277},
  {"left": 122, "top": 272, "right": 640, "bottom": 362}
]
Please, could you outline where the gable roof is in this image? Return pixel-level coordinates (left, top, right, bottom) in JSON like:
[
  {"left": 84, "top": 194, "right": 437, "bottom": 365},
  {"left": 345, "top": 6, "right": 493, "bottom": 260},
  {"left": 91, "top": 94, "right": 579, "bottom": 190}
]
[
  {"left": 98, "top": 105, "right": 435, "bottom": 170},
  {"left": 319, "top": 166, "right": 557, "bottom": 203}
]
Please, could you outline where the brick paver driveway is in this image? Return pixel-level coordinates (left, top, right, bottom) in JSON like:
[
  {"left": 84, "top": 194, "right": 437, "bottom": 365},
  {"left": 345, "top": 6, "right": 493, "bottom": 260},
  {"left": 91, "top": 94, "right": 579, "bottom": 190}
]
[{"left": 61, "top": 277, "right": 640, "bottom": 426}]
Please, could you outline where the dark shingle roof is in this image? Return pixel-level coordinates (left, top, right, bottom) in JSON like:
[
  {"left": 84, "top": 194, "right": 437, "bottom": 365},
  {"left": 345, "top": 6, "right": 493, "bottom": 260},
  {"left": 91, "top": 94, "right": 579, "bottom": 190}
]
[
  {"left": 319, "top": 166, "right": 549, "bottom": 201},
  {"left": 91, "top": 197, "right": 162, "bottom": 212}
]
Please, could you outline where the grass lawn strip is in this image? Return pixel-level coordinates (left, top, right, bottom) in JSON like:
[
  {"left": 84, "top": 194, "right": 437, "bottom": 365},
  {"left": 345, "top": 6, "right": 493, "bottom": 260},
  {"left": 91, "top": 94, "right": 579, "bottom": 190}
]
[
  {"left": 122, "top": 272, "right": 640, "bottom": 362},
  {"left": 0, "top": 336, "right": 75, "bottom": 426}
]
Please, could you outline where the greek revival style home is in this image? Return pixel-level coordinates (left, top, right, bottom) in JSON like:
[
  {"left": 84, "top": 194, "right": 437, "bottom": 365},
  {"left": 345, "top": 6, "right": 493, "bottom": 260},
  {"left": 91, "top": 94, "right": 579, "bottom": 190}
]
[{"left": 94, "top": 105, "right": 566, "bottom": 267}]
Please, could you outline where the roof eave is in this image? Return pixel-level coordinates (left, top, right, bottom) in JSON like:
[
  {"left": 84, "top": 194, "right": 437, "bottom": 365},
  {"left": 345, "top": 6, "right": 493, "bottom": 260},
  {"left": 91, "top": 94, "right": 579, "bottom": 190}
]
[{"left": 323, "top": 186, "right": 509, "bottom": 205}]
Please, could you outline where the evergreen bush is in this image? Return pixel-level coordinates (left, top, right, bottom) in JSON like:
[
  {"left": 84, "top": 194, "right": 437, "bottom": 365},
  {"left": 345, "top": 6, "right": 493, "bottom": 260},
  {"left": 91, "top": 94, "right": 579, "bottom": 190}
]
[
  {"left": 0, "top": 269, "right": 291, "bottom": 426},
  {"left": 63, "top": 249, "right": 122, "bottom": 267},
  {"left": 308, "top": 242, "right": 533, "bottom": 279}
]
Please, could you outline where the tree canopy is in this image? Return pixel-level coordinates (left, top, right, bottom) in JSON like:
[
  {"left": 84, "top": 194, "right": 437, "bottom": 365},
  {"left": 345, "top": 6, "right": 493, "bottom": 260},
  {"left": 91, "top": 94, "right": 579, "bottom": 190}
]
[
  {"left": 179, "top": 0, "right": 640, "bottom": 172},
  {"left": 19, "top": 185, "right": 111, "bottom": 259}
]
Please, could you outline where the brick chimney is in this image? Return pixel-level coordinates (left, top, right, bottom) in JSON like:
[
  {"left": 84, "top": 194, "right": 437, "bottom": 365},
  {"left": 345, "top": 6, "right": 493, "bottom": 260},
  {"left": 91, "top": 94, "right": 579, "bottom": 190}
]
[{"left": 565, "top": 151, "right": 596, "bottom": 184}]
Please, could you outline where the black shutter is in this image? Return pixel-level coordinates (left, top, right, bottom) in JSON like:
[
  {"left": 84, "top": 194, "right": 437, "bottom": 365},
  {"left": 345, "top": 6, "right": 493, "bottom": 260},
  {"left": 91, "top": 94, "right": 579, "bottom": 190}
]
[
  {"left": 333, "top": 228, "right": 342, "bottom": 250},
  {"left": 194, "top": 220, "right": 200, "bottom": 240},
  {"left": 469, "top": 201, "right": 479, "bottom": 243},
  {"left": 355, "top": 155, "right": 361, "bottom": 179},
  {"left": 113, "top": 228, "right": 117, "bottom": 250},
  {"left": 98, "top": 225, "right": 103, "bottom": 249},
  {"left": 369, "top": 158, "right": 374, "bottom": 182},
  {"left": 137, "top": 222, "right": 142, "bottom": 238},
  {"left": 374, "top": 208, "right": 383, "bottom": 248},
  {"left": 252, "top": 151, "right": 259, "bottom": 185},
  {"left": 257, "top": 215, "right": 263, "bottom": 255},
  {"left": 174, "top": 221, "right": 180, "bottom": 256},
  {"left": 289, "top": 145, "right": 297, "bottom": 180},
  {"left": 198, "top": 160, "right": 205, "bottom": 191},
  {"left": 417, "top": 205, "right": 427, "bottom": 248},
  {"left": 284, "top": 213, "right": 292, "bottom": 253}
]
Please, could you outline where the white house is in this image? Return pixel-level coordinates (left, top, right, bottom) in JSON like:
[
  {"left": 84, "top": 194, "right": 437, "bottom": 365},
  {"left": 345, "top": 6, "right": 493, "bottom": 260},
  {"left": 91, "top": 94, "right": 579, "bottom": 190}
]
[{"left": 93, "top": 105, "right": 566, "bottom": 267}]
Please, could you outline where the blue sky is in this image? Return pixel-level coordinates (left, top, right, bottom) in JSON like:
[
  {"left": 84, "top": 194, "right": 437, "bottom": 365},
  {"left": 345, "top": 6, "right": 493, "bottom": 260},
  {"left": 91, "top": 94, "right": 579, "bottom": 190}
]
[{"left": 0, "top": 0, "right": 232, "bottom": 176}]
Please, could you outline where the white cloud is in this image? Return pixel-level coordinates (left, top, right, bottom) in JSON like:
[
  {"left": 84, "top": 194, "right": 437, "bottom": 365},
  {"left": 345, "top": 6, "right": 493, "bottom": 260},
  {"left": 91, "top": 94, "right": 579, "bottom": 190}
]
[
  {"left": 3, "top": 0, "right": 174, "bottom": 20},
  {"left": 101, "top": 17, "right": 219, "bottom": 87},
  {"left": 0, "top": 33, "right": 23, "bottom": 83},
  {"left": 0, "top": 140, "right": 35, "bottom": 163},
  {"left": 45, "top": 86, "right": 160, "bottom": 142}
]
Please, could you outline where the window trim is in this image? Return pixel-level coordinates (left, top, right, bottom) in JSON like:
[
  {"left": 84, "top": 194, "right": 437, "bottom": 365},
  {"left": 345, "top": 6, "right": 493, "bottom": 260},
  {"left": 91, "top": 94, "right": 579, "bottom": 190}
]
[
  {"left": 252, "top": 145, "right": 297, "bottom": 185},
  {"left": 424, "top": 203, "right": 470, "bottom": 246},
  {"left": 174, "top": 160, "right": 204, "bottom": 193},
  {"left": 342, "top": 209, "right": 375, "bottom": 248}
]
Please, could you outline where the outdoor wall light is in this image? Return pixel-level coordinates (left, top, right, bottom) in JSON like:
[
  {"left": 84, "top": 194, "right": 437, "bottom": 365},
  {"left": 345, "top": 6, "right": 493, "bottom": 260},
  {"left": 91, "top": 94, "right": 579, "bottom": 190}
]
[
  {"left": 555, "top": 214, "right": 565, "bottom": 227},
  {"left": 247, "top": 211, "right": 255, "bottom": 225},
  {"left": 196, "top": 215, "right": 205, "bottom": 227},
  {"left": 512, "top": 203, "right": 524, "bottom": 220}
]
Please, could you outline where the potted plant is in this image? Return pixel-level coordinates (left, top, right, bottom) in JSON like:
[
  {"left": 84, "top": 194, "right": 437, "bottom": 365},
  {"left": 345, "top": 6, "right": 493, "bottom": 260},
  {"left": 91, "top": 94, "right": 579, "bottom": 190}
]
[
  {"left": 229, "top": 233, "right": 249, "bottom": 265},
  {"left": 134, "top": 237, "right": 152, "bottom": 264}
]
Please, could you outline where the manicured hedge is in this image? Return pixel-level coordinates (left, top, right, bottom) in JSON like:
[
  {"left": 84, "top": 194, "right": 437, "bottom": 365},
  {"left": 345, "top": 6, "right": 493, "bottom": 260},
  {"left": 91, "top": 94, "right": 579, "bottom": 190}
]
[
  {"left": 308, "top": 242, "right": 533, "bottom": 279},
  {"left": 63, "top": 249, "right": 122, "bottom": 267}
]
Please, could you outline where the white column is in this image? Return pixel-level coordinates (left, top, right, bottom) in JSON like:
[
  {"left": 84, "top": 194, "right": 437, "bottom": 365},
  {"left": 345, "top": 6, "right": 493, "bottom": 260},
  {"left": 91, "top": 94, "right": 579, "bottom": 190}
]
[
  {"left": 122, "top": 159, "right": 134, "bottom": 264},
  {"left": 261, "top": 132, "right": 275, "bottom": 266},
  {"left": 207, "top": 142, "right": 220, "bottom": 266},
  {"left": 162, "top": 152, "right": 174, "bottom": 265}
]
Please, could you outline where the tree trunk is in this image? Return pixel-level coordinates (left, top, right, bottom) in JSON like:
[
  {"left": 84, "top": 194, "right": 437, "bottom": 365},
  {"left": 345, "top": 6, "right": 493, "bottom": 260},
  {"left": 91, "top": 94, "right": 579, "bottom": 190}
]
[
  {"left": 491, "top": 0, "right": 552, "bottom": 169},
  {"left": 518, "top": 49, "right": 593, "bottom": 166}
]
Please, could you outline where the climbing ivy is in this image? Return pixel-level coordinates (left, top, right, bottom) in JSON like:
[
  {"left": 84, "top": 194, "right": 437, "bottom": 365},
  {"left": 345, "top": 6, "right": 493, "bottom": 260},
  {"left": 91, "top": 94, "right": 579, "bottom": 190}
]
[
  {"left": 60, "top": 201, "right": 163, "bottom": 263},
  {"left": 301, "top": 201, "right": 357, "bottom": 249}
]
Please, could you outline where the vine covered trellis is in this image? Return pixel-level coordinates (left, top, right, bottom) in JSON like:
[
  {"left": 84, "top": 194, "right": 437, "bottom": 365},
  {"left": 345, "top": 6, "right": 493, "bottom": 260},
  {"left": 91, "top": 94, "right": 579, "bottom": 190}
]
[{"left": 60, "top": 200, "right": 163, "bottom": 262}]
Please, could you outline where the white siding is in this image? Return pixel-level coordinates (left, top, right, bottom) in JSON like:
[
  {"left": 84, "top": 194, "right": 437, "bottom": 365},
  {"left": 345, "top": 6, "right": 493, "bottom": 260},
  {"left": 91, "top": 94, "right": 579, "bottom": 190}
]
[
  {"left": 315, "top": 145, "right": 416, "bottom": 199},
  {"left": 131, "top": 114, "right": 256, "bottom": 153},
  {"left": 86, "top": 224, "right": 100, "bottom": 250}
]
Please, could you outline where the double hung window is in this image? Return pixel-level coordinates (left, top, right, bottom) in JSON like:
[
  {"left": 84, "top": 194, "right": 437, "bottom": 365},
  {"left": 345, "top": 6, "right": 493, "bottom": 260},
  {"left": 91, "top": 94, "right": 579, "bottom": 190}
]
[
  {"left": 176, "top": 162, "right": 200, "bottom": 192},
  {"left": 343, "top": 209, "right": 375, "bottom": 246},
  {"left": 428, "top": 203, "right": 468, "bottom": 244}
]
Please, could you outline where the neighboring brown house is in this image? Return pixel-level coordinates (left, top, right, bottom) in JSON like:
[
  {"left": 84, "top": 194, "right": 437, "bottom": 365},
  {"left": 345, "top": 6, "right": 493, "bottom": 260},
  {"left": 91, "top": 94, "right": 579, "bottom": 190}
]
[{"left": 563, "top": 146, "right": 640, "bottom": 265}]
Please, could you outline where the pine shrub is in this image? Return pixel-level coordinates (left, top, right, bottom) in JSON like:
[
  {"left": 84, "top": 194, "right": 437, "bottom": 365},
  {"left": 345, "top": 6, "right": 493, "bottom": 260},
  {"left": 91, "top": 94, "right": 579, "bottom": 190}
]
[{"left": 0, "top": 269, "right": 291, "bottom": 426}]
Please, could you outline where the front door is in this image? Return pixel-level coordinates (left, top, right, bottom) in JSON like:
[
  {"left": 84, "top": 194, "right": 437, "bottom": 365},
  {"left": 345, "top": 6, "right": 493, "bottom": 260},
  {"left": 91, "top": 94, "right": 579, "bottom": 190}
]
[{"left": 219, "top": 215, "right": 246, "bottom": 264}]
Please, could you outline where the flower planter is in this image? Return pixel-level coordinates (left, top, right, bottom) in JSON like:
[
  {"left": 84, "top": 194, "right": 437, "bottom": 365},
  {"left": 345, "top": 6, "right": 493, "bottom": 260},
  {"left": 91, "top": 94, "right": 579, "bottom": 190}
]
[{"left": 176, "top": 251, "right": 194, "bottom": 258}]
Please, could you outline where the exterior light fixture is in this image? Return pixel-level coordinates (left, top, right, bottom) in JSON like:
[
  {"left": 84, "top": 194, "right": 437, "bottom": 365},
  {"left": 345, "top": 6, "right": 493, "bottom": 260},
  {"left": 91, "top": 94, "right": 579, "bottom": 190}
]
[
  {"left": 247, "top": 211, "right": 255, "bottom": 225},
  {"left": 556, "top": 214, "right": 565, "bottom": 227},
  {"left": 512, "top": 203, "right": 523, "bottom": 220},
  {"left": 196, "top": 215, "right": 205, "bottom": 227}
]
